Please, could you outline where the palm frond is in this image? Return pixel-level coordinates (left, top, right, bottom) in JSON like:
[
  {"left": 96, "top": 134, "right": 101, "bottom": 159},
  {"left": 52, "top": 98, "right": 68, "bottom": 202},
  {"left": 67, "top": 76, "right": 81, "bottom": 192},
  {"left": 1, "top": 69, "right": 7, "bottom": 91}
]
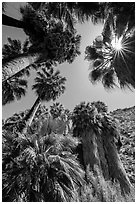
[
  {"left": 2, "top": 78, "right": 28, "bottom": 105},
  {"left": 102, "top": 69, "right": 117, "bottom": 89},
  {"left": 32, "top": 67, "right": 66, "bottom": 101},
  {"left": 3, "top": 132, "right": 84, "bottom": 202}
]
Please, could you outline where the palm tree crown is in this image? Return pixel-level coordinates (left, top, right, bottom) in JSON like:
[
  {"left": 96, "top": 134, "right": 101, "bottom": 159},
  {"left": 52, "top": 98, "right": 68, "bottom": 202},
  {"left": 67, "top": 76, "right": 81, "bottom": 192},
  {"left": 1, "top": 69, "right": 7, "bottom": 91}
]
[
  {"left": 85, "top": 2, "right": 135, "bottom": 89},
  {"left": 32, "top": 67, "right": 66, "bottom": 101},
  {"left": 85, "top": 29, "right": 135, "bottom": 89}
]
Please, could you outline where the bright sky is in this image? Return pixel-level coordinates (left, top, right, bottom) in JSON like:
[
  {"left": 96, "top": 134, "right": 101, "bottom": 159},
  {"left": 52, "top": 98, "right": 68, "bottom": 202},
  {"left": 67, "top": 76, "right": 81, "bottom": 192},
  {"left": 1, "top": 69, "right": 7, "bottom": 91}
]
[{"left": 2, "top": 2, "right": 135, "bottom": 119}]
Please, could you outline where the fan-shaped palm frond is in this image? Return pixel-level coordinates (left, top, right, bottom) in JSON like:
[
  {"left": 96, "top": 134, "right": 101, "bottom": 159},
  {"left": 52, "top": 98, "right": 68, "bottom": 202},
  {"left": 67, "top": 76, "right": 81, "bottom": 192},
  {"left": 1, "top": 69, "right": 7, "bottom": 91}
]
[
  {"left": 85, "top": 3, "right": 135, "bottom": 89},
  {"left": 29, "top": 2, "right": 104, "bottom": 27},
  {"left": 2, "top": 78, "right": 27, "bottom": 106},
  {"left": 50, "top": 102, "right": 65, "bottom": 119},
  {"left": 3, "top": 132, "right": 84, "bottom": 202},
  {"left": 86, "top": 30, "right": 135, "bottom": 89},
  {"left": 2, "top": 38, "right": 34, "bottom": 83},
  {"left": 72, "top": 101, "right": 120, "bottom": 137},
  {"left": 3, "top": 5, "right": 81, "bottom": 82},
  {"left": 32, "top": 68, "right": 66, "bottom": 101},
  {"left": 90, "top": 101, "right": 108, "bottom": 113}
]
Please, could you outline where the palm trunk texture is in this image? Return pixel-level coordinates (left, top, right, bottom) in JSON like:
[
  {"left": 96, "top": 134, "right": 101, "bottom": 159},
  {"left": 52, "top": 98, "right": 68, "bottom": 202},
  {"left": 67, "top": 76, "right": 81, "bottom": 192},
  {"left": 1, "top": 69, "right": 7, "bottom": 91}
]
[
  {"left": 22, "top": 97, "right": 41, "bottom": 133},
  {"left": 2, "top": 53, "right": 40, "bottom": 82},
  {"left": 81, "top": 128, "right": 132, "bottom": 194},
  {"left": 102, "top": 132, "right": 132, "bottom": 194}
]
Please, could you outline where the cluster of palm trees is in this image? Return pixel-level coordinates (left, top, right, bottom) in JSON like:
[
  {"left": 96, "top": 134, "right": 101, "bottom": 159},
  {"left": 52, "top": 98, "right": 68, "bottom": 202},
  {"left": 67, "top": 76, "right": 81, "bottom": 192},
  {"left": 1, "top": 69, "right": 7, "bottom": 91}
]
[
  {"left": 2, "top": 2, "right": 135, "bottom": 202},
  {"left": 2, "top": 2, "right": 135, "bottom": 106}
]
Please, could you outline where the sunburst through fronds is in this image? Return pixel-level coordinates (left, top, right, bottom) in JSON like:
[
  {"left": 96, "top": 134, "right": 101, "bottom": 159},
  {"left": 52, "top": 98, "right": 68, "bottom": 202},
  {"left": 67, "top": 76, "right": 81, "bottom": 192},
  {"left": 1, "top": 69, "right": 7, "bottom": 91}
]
[
  {"left": 111, "top": 37, "right": 122, "bottom": 51},
  {"left": 112, "top": 34, "right": 134, "bottom": 60}
]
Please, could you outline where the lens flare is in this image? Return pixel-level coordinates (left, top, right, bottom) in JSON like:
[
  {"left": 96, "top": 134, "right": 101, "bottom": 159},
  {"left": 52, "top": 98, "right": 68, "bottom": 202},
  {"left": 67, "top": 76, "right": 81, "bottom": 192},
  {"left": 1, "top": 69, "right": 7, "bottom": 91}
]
[{"left": 111, "top": 37, "right": 122, "bottom": 51}]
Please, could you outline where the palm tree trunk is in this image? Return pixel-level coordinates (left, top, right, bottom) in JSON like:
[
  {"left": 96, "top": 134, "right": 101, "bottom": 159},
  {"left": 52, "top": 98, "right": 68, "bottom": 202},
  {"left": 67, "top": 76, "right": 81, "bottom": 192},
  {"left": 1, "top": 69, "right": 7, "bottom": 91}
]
[
  {"left": 81, "top": 128, "right": 132, "bottom": 194},
  {"left": 2, "top": 53, "right": 40, "bottom": 82},
  {"left": 25, "top": 97, "right": 41, "bottom": 125},
  {"left": 2, "top": 14, "right": 25, "bottom": 28},
  {"left": 81, "top": 129, "right": 101, "bottom": 170},
  {"left": 102, "top": 133, "right": 132, "bottom": 194},
  {"left": 22, "top": 97, "right": 41, "bottom": 133},
  {"left": 2, "top": 64, "right": 31, "bottom": 83}
]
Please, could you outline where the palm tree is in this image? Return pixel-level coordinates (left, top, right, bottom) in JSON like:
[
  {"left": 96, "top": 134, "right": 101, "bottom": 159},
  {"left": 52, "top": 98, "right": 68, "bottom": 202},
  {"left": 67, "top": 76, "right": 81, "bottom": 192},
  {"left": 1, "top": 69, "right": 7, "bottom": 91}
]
[
  {"left": 50, "top": 102, "right": 65, "bottom": 119},
  {"left": 2, "top": 130, "right": 84, "bottom": 202},
  {"left": 49, "top": 102, "right": 72, "bottom": 135},
  {"left": 22, "top": 67, "right": 66, "bottom": 132},
  {"left": 102, "top": 2, "right": 135, "bottom": 39},
  {"left": 29, "top": 2, "right": 104, "bottom": 30},
  {"left": 2, "top": 37, "right": 32, "bottom": 82},
  {"left": 85, "top": 3, "right": 135, "bottom": 89},
  {"left": 2, "top": 38, "right": 33, "bottom": 106},
  {"left": 72, "top": 101, "right": 132, "bottom": 194},
  {"left": 2, "top": 3, "right": 81, "bottom": 84},
  {"left": 85, "top": 29, "right": 135, "bottom": 89},
  {"left": 3, "top": 2, "right": 104, "bottom": 29},
  {"left": 2, "top": 2, "right": 105, "bottom": 83},
  {"left": 91, "top": 101, "right": 108, "bottom": 113}
]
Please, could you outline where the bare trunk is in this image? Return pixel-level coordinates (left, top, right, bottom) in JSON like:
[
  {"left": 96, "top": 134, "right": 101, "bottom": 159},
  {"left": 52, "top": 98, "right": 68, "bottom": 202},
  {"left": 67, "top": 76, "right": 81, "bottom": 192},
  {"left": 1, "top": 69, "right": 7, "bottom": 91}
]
[{"left": 2, "top": 14, "right": 25, "bottom": 28}]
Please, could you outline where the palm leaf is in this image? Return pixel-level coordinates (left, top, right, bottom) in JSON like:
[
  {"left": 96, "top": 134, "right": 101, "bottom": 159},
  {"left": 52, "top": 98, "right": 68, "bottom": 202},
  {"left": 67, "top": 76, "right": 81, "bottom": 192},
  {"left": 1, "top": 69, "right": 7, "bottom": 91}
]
[
  {"left": 2, "top": 78, "right": 27, "bottom": 105},
  {"left": 3, "top": 132, "right": 84, "bottom": 202}
]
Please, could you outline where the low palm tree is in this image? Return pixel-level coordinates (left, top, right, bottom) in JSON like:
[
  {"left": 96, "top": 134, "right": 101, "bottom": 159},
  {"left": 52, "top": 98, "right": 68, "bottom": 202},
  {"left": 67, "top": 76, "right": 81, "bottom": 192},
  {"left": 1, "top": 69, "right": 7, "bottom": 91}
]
[
  {"left": 2, "top": 131, "right": 84, "bottom": 202},
  {"left": 50, "top": 102, "right": 65, "bottom": 119}
]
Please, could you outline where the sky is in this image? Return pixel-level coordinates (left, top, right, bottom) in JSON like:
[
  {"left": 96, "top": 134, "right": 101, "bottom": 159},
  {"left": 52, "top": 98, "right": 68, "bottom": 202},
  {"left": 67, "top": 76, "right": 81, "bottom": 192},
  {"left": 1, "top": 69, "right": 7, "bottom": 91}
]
[{"left": 2, "top": 2, "right": 135, "bottom": 119}]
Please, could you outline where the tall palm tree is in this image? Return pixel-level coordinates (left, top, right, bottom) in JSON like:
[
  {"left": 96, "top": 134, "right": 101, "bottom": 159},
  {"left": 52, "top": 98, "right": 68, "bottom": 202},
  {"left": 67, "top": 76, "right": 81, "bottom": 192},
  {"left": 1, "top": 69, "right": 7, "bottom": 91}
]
[
  {"left": 2, "top": 37, "right": 31, "bottom": 82},
  {"left": 102, "top": 2, "right": 135, "bottom": 39},
  {"left": 22, "top": 67, "right": 66, "bottom": 132},
  {"left": 2, "top": 130, "right": 84, "bottom": 202},
  {"left": 29, "top": 2, "right": 104, "bottom": 30},
  {"left": 85, "top": 29, "right": 135, "bottom": 89},
  {"left": 2, "top": 3, "right": 81, "bottom": 84},
  {"left": 85, "top": 3, "right": 135, "bottom": 89},
  {"left": 3, "top": 2, "right": 104, "bottom": 29},
  {"left": 2, "top": 2, "right": 105, "bottom": 83},
  {"left": 2, "top": 38, "right": 33, "bottom": 106}
]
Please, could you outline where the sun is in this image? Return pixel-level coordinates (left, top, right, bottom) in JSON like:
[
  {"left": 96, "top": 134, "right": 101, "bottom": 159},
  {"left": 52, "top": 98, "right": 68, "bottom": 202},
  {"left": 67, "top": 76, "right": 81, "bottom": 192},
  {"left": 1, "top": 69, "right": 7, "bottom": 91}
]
[{"left": 111, "top": 37, "right": 122, "bottom": 51}]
